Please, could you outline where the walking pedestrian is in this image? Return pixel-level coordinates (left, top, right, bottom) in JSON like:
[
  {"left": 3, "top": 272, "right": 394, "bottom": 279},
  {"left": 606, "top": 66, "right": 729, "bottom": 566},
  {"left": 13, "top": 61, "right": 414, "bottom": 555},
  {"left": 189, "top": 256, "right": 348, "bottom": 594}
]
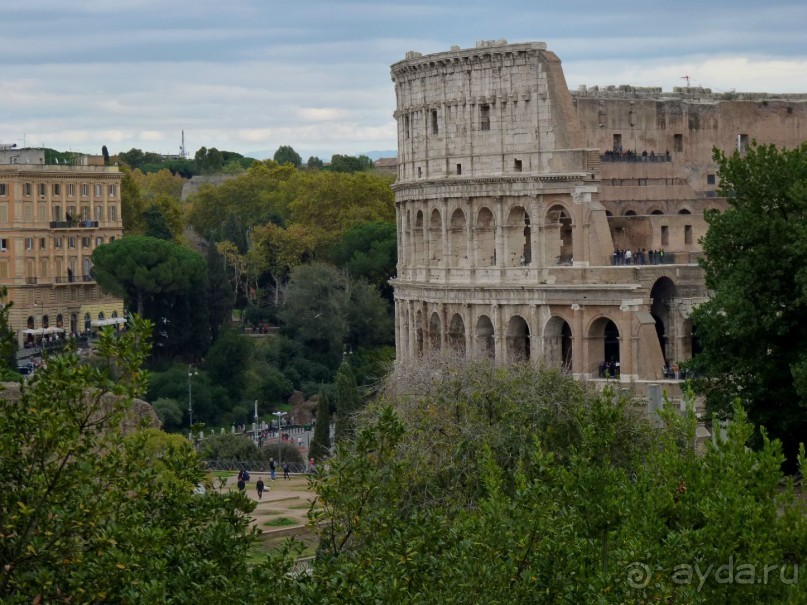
[
  {"left": 237, "top": 477, "right": 246, "bottom": 492},
  {"left": 256, "top": 476, "right": 265, "bottom": 499},
  {"left": 282, "top": 461, "right": 290, "bottom": 480},
  {"left": 269, "top": 457, "right": 276, "bottom": 480}
]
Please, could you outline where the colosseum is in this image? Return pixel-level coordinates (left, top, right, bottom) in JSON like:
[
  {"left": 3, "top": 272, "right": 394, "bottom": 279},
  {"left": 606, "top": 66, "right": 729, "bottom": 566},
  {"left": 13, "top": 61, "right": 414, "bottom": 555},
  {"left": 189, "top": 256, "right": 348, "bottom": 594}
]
[{"left": 389, "top": 39, "right": 807, "bottom": 392}]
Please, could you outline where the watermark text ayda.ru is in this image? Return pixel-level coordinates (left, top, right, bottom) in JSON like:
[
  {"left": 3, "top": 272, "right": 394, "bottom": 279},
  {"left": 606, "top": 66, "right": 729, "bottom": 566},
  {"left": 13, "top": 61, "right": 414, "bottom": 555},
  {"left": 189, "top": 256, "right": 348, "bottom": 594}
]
[{"left": 626, "top": 557, "right": 799, "bottom": 591}]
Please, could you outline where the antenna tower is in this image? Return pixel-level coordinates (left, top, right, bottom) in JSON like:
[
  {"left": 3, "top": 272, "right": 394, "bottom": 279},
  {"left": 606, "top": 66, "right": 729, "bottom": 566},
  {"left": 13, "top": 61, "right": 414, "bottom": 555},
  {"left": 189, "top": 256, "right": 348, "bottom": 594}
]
[{"left": 180, "top": 130, "right": 187, "bottom": 160}]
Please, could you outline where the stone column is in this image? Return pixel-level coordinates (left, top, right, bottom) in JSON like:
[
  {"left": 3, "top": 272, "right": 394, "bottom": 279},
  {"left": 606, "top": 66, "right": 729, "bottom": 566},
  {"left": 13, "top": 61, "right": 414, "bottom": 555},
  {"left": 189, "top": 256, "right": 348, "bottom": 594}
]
[
  {"left": 441, "top": 198, "right": 449, "bottom": 269},
  {"left": 529, "top": 197, "right": 541, "bottom": 267},
  {"left": 493, "top": 304, "right": 504, "bottom": 364}
]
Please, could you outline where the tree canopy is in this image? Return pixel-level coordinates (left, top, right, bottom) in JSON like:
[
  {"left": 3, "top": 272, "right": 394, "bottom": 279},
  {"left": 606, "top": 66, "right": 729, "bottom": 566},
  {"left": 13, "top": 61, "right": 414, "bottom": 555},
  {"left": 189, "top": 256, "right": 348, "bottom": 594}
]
[
  {"left": 273, "top": 145, "right": 302, "bottom": 168},
  {"left": 692, "top": 142, "right": 807, "bottom": 468}
]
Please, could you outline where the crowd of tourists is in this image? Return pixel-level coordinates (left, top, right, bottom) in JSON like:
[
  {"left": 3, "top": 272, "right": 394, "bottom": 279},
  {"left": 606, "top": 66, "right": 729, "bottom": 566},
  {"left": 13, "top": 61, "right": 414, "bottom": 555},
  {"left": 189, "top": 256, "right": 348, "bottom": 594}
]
[
  {"left": 612, "top": 248, "right": 668, "bottom": 265},
  {"left": 602, "top": 149, "right": 671, "bottom": 162}
]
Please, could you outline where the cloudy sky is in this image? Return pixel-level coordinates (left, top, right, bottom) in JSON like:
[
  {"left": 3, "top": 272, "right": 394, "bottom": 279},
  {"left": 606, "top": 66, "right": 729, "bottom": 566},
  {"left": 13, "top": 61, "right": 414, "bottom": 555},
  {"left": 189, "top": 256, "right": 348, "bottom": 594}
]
[{"left": 1, "top": 0, "right": 805, "bottom": 160}]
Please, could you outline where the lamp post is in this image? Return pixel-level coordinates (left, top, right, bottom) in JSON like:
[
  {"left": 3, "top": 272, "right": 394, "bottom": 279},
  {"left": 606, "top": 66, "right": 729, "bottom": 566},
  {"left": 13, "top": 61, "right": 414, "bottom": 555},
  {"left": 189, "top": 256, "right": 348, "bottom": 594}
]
[
  {"left": 187, "top": 365, "right": 198, "bottom": 435},
  {"left": 272, "top": 411, "right": 287, "bottom": 466}
]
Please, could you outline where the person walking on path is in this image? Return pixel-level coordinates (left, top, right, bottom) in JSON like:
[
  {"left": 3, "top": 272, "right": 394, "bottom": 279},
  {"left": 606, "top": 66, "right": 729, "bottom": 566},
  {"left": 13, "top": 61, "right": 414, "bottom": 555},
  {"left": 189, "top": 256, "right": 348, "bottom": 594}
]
[
  {"left": 256, "top": 476, "right": 265, "bottom": 499},
  {"left": 282, "top": 461, "right": 290, "bottom": 480},
  {"left": 269, "top": 458, "right": 276, "bottom": 480},
  {"left": 237, "top": 476, "right": 246, "bottom": 492}
]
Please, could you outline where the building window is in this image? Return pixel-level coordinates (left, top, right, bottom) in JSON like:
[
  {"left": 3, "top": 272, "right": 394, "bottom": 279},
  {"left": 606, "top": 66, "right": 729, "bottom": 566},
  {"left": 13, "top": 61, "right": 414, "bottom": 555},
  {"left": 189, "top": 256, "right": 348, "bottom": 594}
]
[
  {"left": 54, "top": 236, "right": 62, "bottom": 249},
  {"left": 480, "top": 104, "right": 490, "bottom": 131},
  {"left": 39, "top": 259, "right": 48, "bottom": 277},
  {"left": 456, "top": 163, "right": 462, "bottom": 175},
  {"left": 24, "top": 203, "right": 33, "bottom": 222},
  {"left": 82, "top": 237, "right": 91, "bottom": 248},
  {"left": 81, "top": 184, "right": 89, "bottom": 197},
  {"left": 0, "top": 260, "right": 7, "bottom": 278},
  {"left": 417, "top": 167, "right": 422, "bottom": 178},
  {"left": 431, "top": 109, "right": 438, "bottom": 135},
  {"left": 684, "top": 225, "right": 693, "bottom": 245},
  {"left": 94, "top": 184, "right": 102, "bottom": 197},
  {"left": 109, "top": 205, "right": 117, "bottom": 221},
  {"left": 39, "top": 238, "right": 46, "bottom": 250},
  {"left": 514, "top": 159, "right": 523, "bottom": 173},
  {"left": 96, "top": 236, "right": 104, "bottom": 247},
  {"left": 38, "top": 183, "right": 46, "bottom": 196},
  {"left": 95, "top": 206, "right": 103, "bottom": 221},
  {"left": 67, "top": 184, "right": 75, "bottom": 197},
  {"left": 673, "top": 134, "right": 683, "bottom": 152},
  {"left": 739, "top": 134, "right": 749, "bottom": 153},
  {"left": 109, "top": 236, "right": 116, "bottom": 243},
  {"left": 0, "top": 184, "right": 6, "bottom": 196},
  {"left": 81, "top": 206, "right": 89, "bottom": 220},
  {"left": 53, "top": 205, "right": 62, "bottom": 221},
  {"left": 68, "top": 237, "right": 76, "bottom": 249},
  {"left": 53, "top": 183, "right": 61, "bottom": 196},
  {"left": 108, "top": 184, "right": 116, "bottom": 197},
  {"left": 613, "top": 133, "right": 622, "bottom": 153},
  {"left": 24, "top": 183, "right": 32, "bottom": 196},
  {"left": 707, "top": 174, "right": 716, "bottom": 185},
  {"left": 25, "top": 237, "right": 34, "bottom": 250},
  {"left": 661, "top": 225, "right": 669, "bottom": 246},
  {"left": 0, "top": 204, "right": 6, "bottom": 222},
  {"left": 0, "top": 238, "right": 7, "bottom": 251}
]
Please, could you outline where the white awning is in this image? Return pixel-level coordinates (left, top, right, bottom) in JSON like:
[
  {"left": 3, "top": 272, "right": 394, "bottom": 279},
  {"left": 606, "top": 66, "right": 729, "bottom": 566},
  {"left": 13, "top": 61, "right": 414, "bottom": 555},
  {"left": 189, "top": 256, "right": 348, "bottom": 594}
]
[
  {"left": 22, "top": 328, "right": 43, "bottom": 335},
  {"left": 44, "top": 327, "right": 64, "bottom": 334},
  {"left": 91, "top": 317, "right": 126, "bottom": 327}
]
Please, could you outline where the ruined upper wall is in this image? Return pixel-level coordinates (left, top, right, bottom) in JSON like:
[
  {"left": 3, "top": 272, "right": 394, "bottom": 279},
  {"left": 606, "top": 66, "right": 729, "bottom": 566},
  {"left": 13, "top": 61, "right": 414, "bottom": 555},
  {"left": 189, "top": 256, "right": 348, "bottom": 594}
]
[
  {"left": 572, "top": 84, "right": 807, "bottom": 102},
  {"left": 391, "top": 40, "right": 589, "bottom": 184}
]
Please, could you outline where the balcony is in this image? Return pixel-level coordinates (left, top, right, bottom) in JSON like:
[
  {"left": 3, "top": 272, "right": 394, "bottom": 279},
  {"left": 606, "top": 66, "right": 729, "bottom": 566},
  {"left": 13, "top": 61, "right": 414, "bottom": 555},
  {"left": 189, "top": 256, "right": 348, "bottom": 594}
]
[
  {"left": 54, "top": 273, "right": 95, "bottom": 284},
  {"left": 49, "top": 220, "right": 99, "bottom": 229}
]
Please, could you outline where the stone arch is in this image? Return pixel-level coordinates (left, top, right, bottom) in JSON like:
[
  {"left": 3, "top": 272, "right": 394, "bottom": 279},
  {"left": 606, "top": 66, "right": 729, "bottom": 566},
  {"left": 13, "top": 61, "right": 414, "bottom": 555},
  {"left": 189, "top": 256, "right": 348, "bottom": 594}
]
[
  {"left": 429, "top": 208, "right": 443, "bottom": 266},
  {"left": 475, "top": 315, "right": 495, "bottom": 360},
  {"left": 415, "top": 309, "right": 424, "bottom": 356},
  {"left": 84, "top": 312, "right": 91, "bottom": 333},
  {"left": 678, "top": 208, "right": 692, "bottom": 215},
  {"left": 506, "top": 315, "right": 530, "bottom": 362},
  {"left": 650, "top": 276, "right": 678, "bottom": 364},
  {"left": 42, "top": 315, "right": 49, "bottom": 329},
  {"left": 448, "top": 313, "right": 466, "bottom": 356},
  {"left": 429, "top": 311, "right": 442, "bottom": 350},
  {"left": 449, "top": 208, "right": 468, "bottom": 267},
  {"left": 413, "top": 210, "right": 425, "bottom": 265},
  {"left": 70, "top": 313, "right": 77, "bottom": 335},
  {"left": 546, "top": 203, "right": 573, "bottom": 264},
  {"left": 505, "top": 205, "right": 531, "bottom": 266},
  {"left": 588, "top": 316, "right": 621, "bottom": 375},
  {"left": 27, "top": 316, "right": 34, "bottom": 329},
  {"left": 624, "top": 209, "right": 638, "bottom": 216},
  {"left": 56, "top": 314, "right": 64, "bottom": 328},
  {"left": 605, "top": 210, "right": 614, "bottom": 218},
  {"left": 650, "top": 208, "right": 664, "bottom": 216},
  {"left": 544, "top": 316, "right": 573, "bottom": 371},
  {"left": 476, "top": 207, "right": 496, "bottom": 266}
]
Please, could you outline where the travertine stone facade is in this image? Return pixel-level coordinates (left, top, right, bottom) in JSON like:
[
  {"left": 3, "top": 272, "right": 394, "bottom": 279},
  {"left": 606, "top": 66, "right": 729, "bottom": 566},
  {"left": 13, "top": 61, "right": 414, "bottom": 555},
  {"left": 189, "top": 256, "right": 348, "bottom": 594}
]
[
  {"left": 390, "top": 40, "right": 784, "bottom": 385},
  {"left": 0, "top": 149, "right": 125, "bottom": 349}
]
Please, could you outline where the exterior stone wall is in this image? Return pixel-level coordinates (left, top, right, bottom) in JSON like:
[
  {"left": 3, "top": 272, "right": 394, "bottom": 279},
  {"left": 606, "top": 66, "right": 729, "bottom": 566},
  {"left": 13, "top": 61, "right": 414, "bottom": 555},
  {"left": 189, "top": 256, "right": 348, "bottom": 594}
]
[{"left": 390, "top": 40, "right": 726, "bottom": 387}]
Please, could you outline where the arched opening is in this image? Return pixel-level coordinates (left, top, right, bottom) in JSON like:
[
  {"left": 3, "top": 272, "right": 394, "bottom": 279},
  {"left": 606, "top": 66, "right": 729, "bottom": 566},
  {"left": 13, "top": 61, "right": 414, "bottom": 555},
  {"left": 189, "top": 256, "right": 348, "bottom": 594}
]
[
  {"left": 42, "top": 315, "right": 49, "bottom": 329},
  {"left": 413, "top": 210, "right": 425, "bottom": 266},
  {"left": 505, "top": 206, "right": 531, "bottom": 266},
  {"left": 588, "top": 317, "right": 620, "bottom": 376},
  {"left": 476, "top": 207, "right": 496, "bottom": 266},
  {"left": 506, "top": 315, "right": 530, "bottom": 362},
  {"left": 605, "top": 210, "right": 614, "bottom": 218},
  {"left": 624, "top": 209, "right": 637, "bottom": 216},
  {"left": 56, "top": 314, "right": 64, "bottom": 328},
  {"left": 475, "top": 315, "right": 495, "bottom": 360},
  {"left": 448, "top": 313, "right": 466, "bottom": 356},
  {"left": 429, "top": 208, "right": 443, "bottom": 266},
  {"left": 449, "top": 208, "right": 468, "bottom": 267},
  {"left": 545, "top": 316, "right": 573, "bottom": 370},
  {"left": 27, "top": 316, "right": 34, "bottom": 329},
  {"left": 84, "top": 313, "right": 91, "bottom": 334},
  {"left": 429, "top": 311, "right": 442, "bottom": 351},
  {"left": 98, "top": 311, "right": 105, "bottom": 321},
  {"left": 651, "top": 277, "right": 678, "bottom": 365},
  {"left": 678, "top": 209, "right": 692, "bottom": 215},
  {"left": 547, "top": 204, "right": 573, "bottom": 265},
  {"left": 651, "top": 209, "right": 664, "bottom": 216},
  {"left": 70, "top": 313, "right": 77, "bottom": 335}
]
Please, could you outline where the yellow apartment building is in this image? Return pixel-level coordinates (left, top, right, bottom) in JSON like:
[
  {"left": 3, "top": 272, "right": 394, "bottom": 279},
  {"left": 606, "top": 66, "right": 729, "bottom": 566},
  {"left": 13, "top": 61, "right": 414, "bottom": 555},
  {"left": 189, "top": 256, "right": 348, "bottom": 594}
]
[{"left": 0, "top": 147, "right": 125, "bottom": 353}]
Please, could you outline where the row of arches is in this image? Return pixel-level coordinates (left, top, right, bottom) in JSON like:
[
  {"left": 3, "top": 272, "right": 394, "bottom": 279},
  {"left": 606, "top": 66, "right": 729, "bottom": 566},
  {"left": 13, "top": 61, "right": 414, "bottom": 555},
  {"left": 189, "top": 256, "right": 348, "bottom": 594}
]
[
  {"left": 402, "top": 201, "right": 574, "bottom": 268},
  {"left": 26, "top": 310, "right": 119, "bottom": 335},
  {"left": 408, "top": 309, "right": 622, "bottom": 371},
  {"left": 605, "top": 208, "right": 693, "bottom": 217}
]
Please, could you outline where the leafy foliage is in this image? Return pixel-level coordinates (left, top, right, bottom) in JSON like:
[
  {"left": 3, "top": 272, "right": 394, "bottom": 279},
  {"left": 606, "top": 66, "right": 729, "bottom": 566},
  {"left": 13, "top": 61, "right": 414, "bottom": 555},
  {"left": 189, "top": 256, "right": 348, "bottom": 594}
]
[
  {"left": 334, "top": 361, "right": 361, "bottom": 442},
  {"left": 309, "top": 387, "right": 331, "bottom": 461},
  {"left": 692, "top": 142, "right": 807, "bottom": 468},
  {"left": 303, "top": 360, "right": 807, "bottom": 603},
  {"left": 274, "top": 145, "right": 302, "bottom": 168}
]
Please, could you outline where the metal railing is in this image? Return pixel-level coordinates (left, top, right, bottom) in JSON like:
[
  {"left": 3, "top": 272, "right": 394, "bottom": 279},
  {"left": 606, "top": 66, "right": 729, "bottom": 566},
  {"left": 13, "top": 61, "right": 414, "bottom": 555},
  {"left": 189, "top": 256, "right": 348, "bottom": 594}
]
[
  {"left": 204, "top": 459, "right": 312, "bottom": 474},
  {"left": 49, "top": 220, "right": 99, "bottom": 229}
]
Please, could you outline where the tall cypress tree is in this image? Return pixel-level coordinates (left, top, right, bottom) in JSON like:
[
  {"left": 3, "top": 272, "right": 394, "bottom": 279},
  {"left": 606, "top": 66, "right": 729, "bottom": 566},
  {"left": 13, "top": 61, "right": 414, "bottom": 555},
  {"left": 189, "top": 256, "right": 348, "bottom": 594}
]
[
  {"left": 309, "top": 387, "right": 331, "bottom": 461},
  {"left": 334, "top": 360, "right": 361, "bottom": 442}
]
